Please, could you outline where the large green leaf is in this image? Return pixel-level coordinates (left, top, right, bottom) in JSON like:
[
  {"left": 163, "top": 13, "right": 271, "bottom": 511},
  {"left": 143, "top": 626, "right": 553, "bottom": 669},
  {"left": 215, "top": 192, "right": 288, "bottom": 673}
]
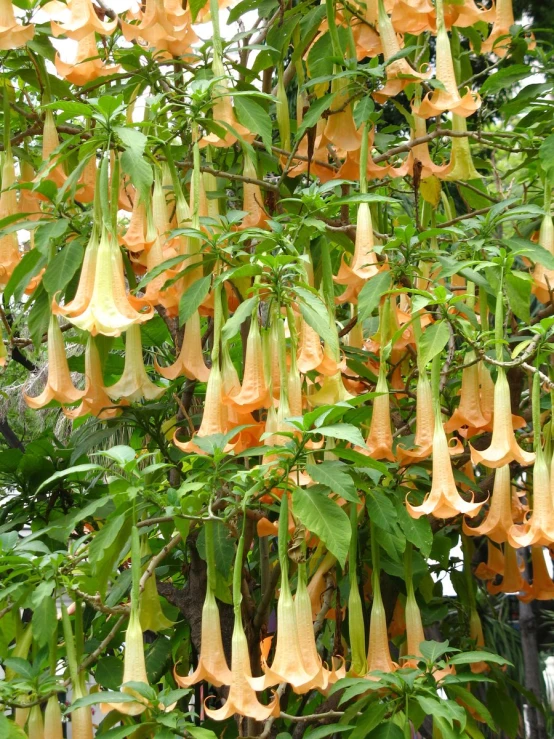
[
  {"left": 42, "top": 238, "right": 85, "bottom": 297},
  {"left": 292, "top": 486, "right": 351, "bottom": 566},
  {"left": 294, "top": 286, "right": 339, "bottom": 358},
  {"left": 305, "top": 461, "right": 357, "bottom": 503},
  {"left": 418, "top": 320, "right": 450, "bottom": 368},
  {"left": 179, "top": 276, "right": 212, "bottom": 327},
  {"left": 357, "top": 271, "right": 392, "bottom": 321},
  {"left": 3, "top": 249, "right": 46, "bottom": 303},
  {"left": 234, "top": 96, "right": 273, "bottom": 153}
]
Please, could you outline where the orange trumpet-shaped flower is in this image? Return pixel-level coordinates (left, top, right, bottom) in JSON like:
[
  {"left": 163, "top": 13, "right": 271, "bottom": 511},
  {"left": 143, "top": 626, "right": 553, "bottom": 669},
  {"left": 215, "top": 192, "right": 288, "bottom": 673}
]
[
  {"left": 155, "top": 310, "right": 210, "bottom": 382},
  {"left": 44, "top": 696, "right": 63, "bottom": 739},
  {"left": 463, "top": 465, "right": 515, "bottom": 543},
  {"left": 440, "top": 115, "right": 482, "bottom": 181},
  {"left": 404, "top": 113, "right": 449, "bottom": 178},
  {"left": 174, "top": 586, "right": 232, "bottom": 687},
  {"left": 55, "top": 32, "right": 120, "bottom": 85},
  {"left": 373, "top": 0, "right": 429, "bottom": 103},
  {"left": 0, "top": 0, "right": 34, "bottom": 49},
  {"left": 397, "top": 371, "right": 434, "bottom": 464},
  {"left": 138, "top": 551, "right": 174, "bottom": 633},
  {"left": 295, "top": 563, "right": 332, "bottom": 690},
  {"left": 307, "top": 551, "right": 338, "bottom": 620},
  {"left": 64, "top": 337, "right": 120, "bottom": 420},
  {"left": 205, "top": 613, "right": 280, "bottom": 721},
  {"left": 27, "top": 705, "right": 44, "bottom": 739},
  {"left": 366, "top": 569, "right": 397, "bottom": 678},
  {"left": 238, "top": 157, "right": 267, "bottom": 229},
  {"left": 335, "top": 203, "right": 380, "bottom": 286},
  {"left": 200, "top": 55, "right": 252, "bottom": 148},
  {"left": 308, "top": 371, "right": 354, "bottom": 408},
  {"left": 407, "top": 405, "right": 483, "bottom": 520},
  {"left": 481, "top": 0, "right": 516, "bottom": 57},
  {"left": 297, "top": 318, "right": 334, "bottom": 375},
  {"left": 352, "top": 0, "right": 381, "bottom": 58},
  {"left": 24, "top": 316, "right": 83, "bottom": 409},
  {"left": 121, "top": 0, "right": 198, "bottom": 59},
  {"left": 469, "top": 608, "right": 489, "bottom": 674},
  {"left": 224, "top": 315, "right": 270, "bottom": 412},
  {"left": 324, "top": 82, "right": 362, "bottom": 153},
  {"left": 470, "top": 369, "right": 535, "bottom": 468},
  {"left": 44, "top": 0, "right": 117, "bottom": 40},
  {"left": 0, "top": 147, "right": 21, "bottom": 287},
  {"left": 487, "top": 544, "right": 528, "bottom": 596},
  {"left": 103, "top": 610, "right": 150, "bottom": 716},
  {"left": 448, "top": 0, "right": 496, "bottom": 28},
  {"left": 74, "top": 154, "right": 97, "bottom": 204},
  {"left": 444, "top": 351, "right": 490, "bottom": 437},
  {"left": 261, "top": 574, "right": 317, "bottom": 692},
  {"left": 521, "top": 548, "right": 554, "bottom": 602},
  {"left": 531, "top": 212, "right": 554, "bottom": 304},
  {"left": 414, "top": 8, "right": 480, "bottom": 119},
  {"left": 510, "top": 446, "right": 554, "bottom": 547},
  {"left": 37, "top": 110, "right": 66, "bottom": 189},
  {"left": 475, "top": 539, "right": 505, "bottom": 581},
  {"left": 54, "top": 227, "right": 153, "bottom": 337},
  {"left": 365, "top": 366, "right": 395, "bottom": 461},
  {"left": 106, "top": 325, "right": 164, "bottom": 402},
  {"left": 121, "top": 199, "right": 149, "bottom": 253},
  {"left": 390, "top": 0, "right": 434, "bottom": 35}
]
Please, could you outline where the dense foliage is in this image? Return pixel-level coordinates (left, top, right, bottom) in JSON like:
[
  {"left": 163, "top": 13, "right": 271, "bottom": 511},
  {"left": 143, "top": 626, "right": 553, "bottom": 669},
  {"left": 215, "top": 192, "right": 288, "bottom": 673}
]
[{"left": 1, "top": 0, "right": 554, "bottom": 736}]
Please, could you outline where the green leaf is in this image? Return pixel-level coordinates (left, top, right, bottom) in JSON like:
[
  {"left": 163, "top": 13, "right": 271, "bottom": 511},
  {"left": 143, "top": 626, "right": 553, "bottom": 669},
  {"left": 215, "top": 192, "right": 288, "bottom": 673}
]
[
  {"left": 445, "top": 685, "right": 495, "bottom": 730},
  {"left": 480, "top": 64, "right": 530, "bottom": 95},
  {"left": 395, "top": 503, "right": 433, "bottom": 557},
  {"left": 419, "top": 640, "right": 456, "bottom": 663},
  {"left": 94, "top": 655, "right": 124, "bottom": 691},
  {"left": 349, "top": 702, "right": 388, "bottom": 739},
  {"left": 67, "top": 692, "right": 138, "bottom": 711},
  {"left": 294, "top": 286, "right": 339, "bottom": 358},
  {"left": 505, "top": 236, "right": 554, "bottom": 270},
  {"left": 353, "top": 97, "right": 375, "bottom": 129},
  {"left": 418, "top": 320, "right": 450, "bottom": 368},
  {"left": 539, "top": 133, "right": 554, "bottom": 176},
  {"left": 116, "top": 126, "right": 152, "bottom": 201},
  {"left": 366, "top": 491, "right": 397, "bottom": 532},
  {"left": 89, "top": 512, "right": 131, "bottom": 587},
  {"left": 366, "top": 721, "right": 405, "bottom": 739},
  {"left": 34, "top": 219, "right": 69, "bottom": 255},
  {"left": 179, "top": 276, "right": 212, "bottom": 327},
  {"left": 357, "top": 271, "right": 392, "bottom": 321},
  {"left": 98, "top": 726, "right": 156, "bottom": 739},
  {"left": 42, "top": 239, "right": 85, "bottom": 296},
  {"left": 197, "top": 520, "right": 235, "bottom": 578},
  {"left": 305, "top": 727, "right": 353, "bottom": 739},
  {"left": 296, "top": 93, "right": 336, "bottom": 141},
  {"left": 314, "top": 423, "right": 367, "bottom": 449},
  {"left": 448, "top": 651, "right": 511, "bottom": 666},
  {"left": 505, "top": 271, "right": 531, "bottom": 323},
  {"left": 292, "top": 485, "right": 351, "bottom": 566},
  {"left": 234, "top": 96, "right": 273, "bottom": 153},
  {"left": 186, "top": 726, "right": 219, "bottom": 739},
  {"left": 36, "top": 463, "right": 105, "bottom": 494},
  {"left": 136, "top": 255, "right": 188, "bottom": 291},
  {"left": 221, "top": 296, "right": 258, "bottom": 341},
  {"left": 305, "top": 461, "right": 358, "bottom": 502},
  {"left": 3, "top": 249, "right": 46, "bottom": 303},
  {"left": 31, "top": 596, "right": 57, "bottom": 647},
  {"left": 28, "top": 285, "right": 50, "bottom": 349},
  {"left": 485, "top": 684, "right": 519, "bottom": 738},
  {"left": 416, "top": 696, "right": 465, "bottom": 728},
  {"left": 0, "top": 715, "right": 27, "bottom": 738}
]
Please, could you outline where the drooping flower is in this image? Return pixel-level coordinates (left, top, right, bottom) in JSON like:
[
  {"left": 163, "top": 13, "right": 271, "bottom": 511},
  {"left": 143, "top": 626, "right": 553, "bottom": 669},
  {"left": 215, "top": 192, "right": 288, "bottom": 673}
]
[
  {"left": 463, "top": 465, "right": 515, "bottom": 543},
  {"left": 403, "top": 113, "right": 449, "bottom": 178},
  {"left": 44, "top": 0, "right": 117, "bottom": 40},
  {"left": 238, "top": 156, "right": 267, "bottom": 229},
  {"left": 407, "top": 403, "right": 483, "bottom": 520},
  {"left": 24, "top": 316, "right": 83, "bottom": 409},
  {"left": 295, "top": 562, "right": 332, "bottom": 690},
  {"left": 335, "top": 203, "right": 380, "bottom": 288},
  {"left": 390, "top": 0, "right": 434, "bottom": 34},
  {"left": 510, "top": 445, "right": 554, "bottom": 547},
  {"left": 397, "top": 370, "right": 434, "bottom": 464},
  {"left": 487, "top": 544, "right": 528, "bottom": 597},
  {"left": 352, "top": 0, "right": 381, "bottom": 57},
  {"left": 365, "top": 364, "right": 395, "bottom": 461},
  {"left": 366, "top": 560, "right": 397, "bottom": 678},
  {"left": 107, "top": 325, "right": 164, "bottom": 403},
  {"left": 481, "top": 0, "right": 517, "bottom": 57},
  {"left": 531, "top": 210, "right": 554, "bottom": 304},
  {"left": 444, "top": 351, "right": 490, "bottom": 437},
  {"left": 53, "top": 226, "right": 153, "bottom": 337},
  {"left": 413, "top": 4, "right": 480, "bottom": 119},
  {"left": 470, "top": 369, "right": 535, "bottom": 468},
  {"left": 121, "top": 199, "right": 149, "bottom": 253},
  {"left": 474, "top": 539, "right": 505, "bottom": 582},
  {"left": 44, "top": 696, "right": 63, "bottom": 739},
  {"left": 440, "top": 115, "right": 482, "bottom": 181},
  {"left": 469, "top": 608, "right": 489, "bottom": 674},
  {"left": 200, "top": 54, "right": 252, "bottom": 148},
  {"left": 224, "top": 313, "right": 270, "bottom": 413},
  {"left": 0, "top": 0, "right": 34, "bottom": 50},
  {"left": 324, "top": 81, "right": 362, "bottom": 153},
  {"left": 155, "top": 310, "right": 210, "bottom": 382},
  {"left": 174, "top": 586, "right": 232, "bottom": 687},
  {"left": 64, "top": 336, "right": 120, "bottom": 420},
  {"left": 121, "top": 0, "right": 198, "bottom": 59},
  {"left": 0, "top": 147, "right": 21, "bottom": 287},
  {"left": 36, "top": 110, "right": 66, "bottom": 189},
  {"left": 55, "top": 32, "right": 121, "bottom": 85},
  {"left": 447, "top": 0, "right": 496, "bottom": 28},
  {"left": 308, "top": 371, "right": 354, "bottom": 407},
  {"left": 520, "top": 548, "right": 554, "bottom": 602}
]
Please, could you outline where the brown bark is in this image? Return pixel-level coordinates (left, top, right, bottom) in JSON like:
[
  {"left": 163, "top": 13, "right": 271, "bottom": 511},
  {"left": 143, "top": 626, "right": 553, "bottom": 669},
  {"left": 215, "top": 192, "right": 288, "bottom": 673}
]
[{"left": 518, "top": 597, "right": 547, "bottom": 739}]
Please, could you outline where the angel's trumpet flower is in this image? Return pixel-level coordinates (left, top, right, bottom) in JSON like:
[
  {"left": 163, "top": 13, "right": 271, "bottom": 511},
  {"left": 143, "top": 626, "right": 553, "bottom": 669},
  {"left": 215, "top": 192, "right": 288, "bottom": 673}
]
[
  {"left": 107, "top": 325, "right": 164, "bottom": 403},
  {"left": 390, "top": 0, "right": 434, "bottom": 34},
  {"left": 475, "top": 539, "right": 504, "bottom": 582},
  {"left": 521, "top": 548, "right": 554, "bottom": 602},
  {"left": 440, "top": 116, "right": 481, "bottom": 181},
  {"left": 324, "top": 81, "right": 362, "bottom": 153},
  {"left": 365, "top": 365, "right": 395, "bottom": 461},
  {"left": 308, "top": 371, "right": 354, "bottom": 407},
  {"left": 404, "top": 586, "right": 426, "bottom": 668},
  {"left": 44, "top": 0, "right": 117, "bottom": 39},
  {"left": 174, "top": 362, "right": 231, "bottom": 453},
  {"left": 64, "top": 337, "right": 120, "bottom": 420},
  {"left": 55, "top": 32, "right": 120, "bottom": 85},
  {"left": 373, "top": 0, "right": 429, "bottom": 103},
  {"left": 288, "top": 349, "right": 303, "bottom": 417},
  {"left": 174, "top": 587, "right": 232, "bottom": 686},
  {"left": 308, "top": 551, "right": 338, "bottom": 620},
  {"left": 468, "top": 609, "right": 488, "bottom": 674},
  {"left": 54, "top": 227, "right": 153, "bottom": 337},
  {"left": 297, "top": 318, "right": 328, "bottom": 375},
  {"left": 366, "top": 544, "right": 397, "bottom": 678},
  {"left": 74, "top": 155, "right": 97, "bottom": 204},
  {"left": 44, "top": 696, "right": 63, "bottom": 739},
  {"left": 27, "top": 705, "right": 44, "bottom": 739},
  {"left": 444, "top": 351, "right": 489, "bottom": 437},
  {"left": 397, "top": 371, "right": 434, "bottom": 464},
  {"left": 0, "top": 325, "right": 7, "bottom": 367},
  {"left": 463, "top": 465, "right": 514, "bottom": 543},
  {"left": 0, "top": 0, "right": 34, "bottom": 48},
  {"left": 121, "top": 199, "right": 149, "bottom": 253},
  {"left": 448, "top": 0, "right": 496, "bottom": 28},
  {"left": 479, "top": 361, "right": 494, "bottom": 424},
  {"left": 348, "top": 507, "right": 367, "bottom": 677},
  {"left": 138, "top": 545, "right": 173, "bottom": 633},
  {"left": 155, "top": 310, "right": 210, "bottom": 382},
  {"left": 103, "top": 609, "right": 149, "bottom": 715},
  {"left": 531, "top": 210, "right": 554, "bottom": 304},
  {"left": 352, "top": 0, "right": 381, "bottom": 57},
  {"left": 24, "top": 316, "right": 83, "bottom": 409},
  {"left": 335, "top": 203, "right": 380, "bottom": 287},
  {"left": 509, "top": 445, "right": 554, "bottom": 547},
  {"left": 224, "top": 315, "right": 270, "bottom": 412},
  {"left": 470, "top": 369, "right": 535, "bottom": 468},
  {"left": 481, "top": 0, "right": 516, "bottom": 57},
  {"left": 18, "top": 159, "right": 42, "bottom": 219},
  {"left": 37, "top": 110, "right": 66, "bottom": 189},
  {"left": 414, "top": 0, "right": 480, "bottom": 119},
  {"left": 200, "top": 55, "right": 252, "bottom": 148},
  {"left": 404, "top": 114, "right": 449, "bottom": 178},
  {"left": 121, "top": 0, "right": 197, "bottom": 58},
  {"left": 487, "top": 544, "right": 528, "bottom": 596},
  {"left": 295, "top": 563, "right": 332, "bottom": 690},
  {"left": 407, "top": 400, "right": 482, "bottom": 519},
  {"left": 0, "top": 148, "right": 21, "bottom": 287},
  {"left": 238, "top": 157, "right": 267, "bottom": 229}
]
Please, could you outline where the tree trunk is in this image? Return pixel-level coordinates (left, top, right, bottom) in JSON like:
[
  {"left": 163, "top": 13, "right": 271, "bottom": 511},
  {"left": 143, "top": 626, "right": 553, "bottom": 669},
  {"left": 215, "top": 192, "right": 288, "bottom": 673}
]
[{"left": 519, "top": 597, "right": 546, "bottom": 739}]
